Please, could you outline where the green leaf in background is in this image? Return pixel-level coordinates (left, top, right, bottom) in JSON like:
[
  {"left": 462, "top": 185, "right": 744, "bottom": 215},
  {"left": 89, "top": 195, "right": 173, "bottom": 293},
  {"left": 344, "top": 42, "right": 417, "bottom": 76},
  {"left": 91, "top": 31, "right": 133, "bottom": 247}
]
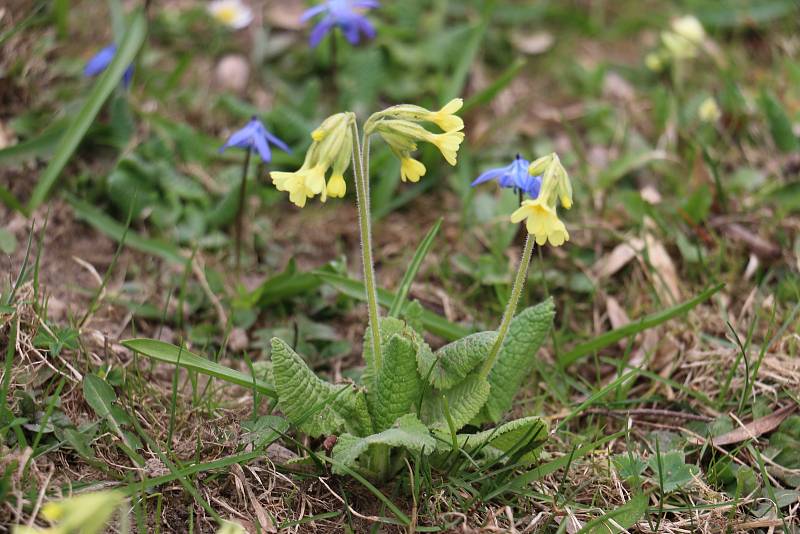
[
  {"left": 27, "top": 10, "right": 147, "bottom": 211},
  {"left": 648, "top": 451, "right": 699, "bottom": 493},
  {"left": 759, "top": 90, "right": 799, "bottom": 153},
  {"left": 577, "top": 491, "right": 649, "bottom": 534},
  {"left": 446, "top": 416, "right": 548, "bottom": 462},
  {"left": 122, "top": 338, "right": 277, "bottom": 398},
  {"left": 82, "top": 374, "right": 139, "bottom": 451},
  {"left": 68, "top": 196, "right": 188, "bottom": 266}
]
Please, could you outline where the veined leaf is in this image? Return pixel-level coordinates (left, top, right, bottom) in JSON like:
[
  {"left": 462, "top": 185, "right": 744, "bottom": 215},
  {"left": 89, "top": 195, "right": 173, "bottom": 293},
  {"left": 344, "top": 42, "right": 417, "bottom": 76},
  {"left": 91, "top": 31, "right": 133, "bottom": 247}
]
[
  {"left": 361, "top": 317, "right": 407, "bottom": 391},
  {"left": 418, "top": 331, "right": 497, "bottom": 390},
  {"left": 69, "top": 196, "right": 188, "bottom": 266},
  {"left": 122, "top": 338, "right": 276, "bottom": 398},
  {"left": 457, "top": 417, "right": 547, "bottom": 455},
  {"left": 421, "top": 373, "right": 491, "bottom": 432},
  {"left": 577, "top": 491, "right": 648, "bottom": 534},
  {"left": 482, "top": 299, "right": 555, "bottom": 422},
  {"left": 271, "top": 338, "right": 371, "bottom": 438},
  {"left": 370, "top": 335, "right": 424, "bottom": 432},
  {"left": 331, "top": 414, "right": 436, "bottom": 473},
  {"left": 28, "top": 11, "right": 147, "bottom": 210},
  {"left": 83, "top": 374, "right": 139, "bottom": 452},
  {"left": 760, "top": 90, "right": 799, "bottom": 153}
]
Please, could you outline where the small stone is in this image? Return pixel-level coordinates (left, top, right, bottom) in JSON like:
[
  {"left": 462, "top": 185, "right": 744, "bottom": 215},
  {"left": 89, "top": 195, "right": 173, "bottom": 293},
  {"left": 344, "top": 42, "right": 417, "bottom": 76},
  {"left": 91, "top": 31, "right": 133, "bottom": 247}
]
[
  {"left": 229, "top": 327, "right": 249, "bottom": 353},
  {"left": 214, "top": 54, "right": 250, "bottom": 93}
]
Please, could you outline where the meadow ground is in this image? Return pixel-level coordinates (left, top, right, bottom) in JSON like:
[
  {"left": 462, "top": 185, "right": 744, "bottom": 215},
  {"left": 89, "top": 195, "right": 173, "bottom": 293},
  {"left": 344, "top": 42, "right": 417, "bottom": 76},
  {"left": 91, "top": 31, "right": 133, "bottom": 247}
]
[{"left": 1, "top": 0, "right": 800, "bottom": 532}]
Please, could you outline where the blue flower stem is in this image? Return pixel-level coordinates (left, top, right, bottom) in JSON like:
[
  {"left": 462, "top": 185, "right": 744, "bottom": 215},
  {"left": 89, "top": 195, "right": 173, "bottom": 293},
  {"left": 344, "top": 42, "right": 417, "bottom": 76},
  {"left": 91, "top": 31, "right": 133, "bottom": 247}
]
[
  {"left": 235, "top": 148, "right": 252, "bottom": 271},
  {"left": 479, "top": 234, "right": 534, "bottom": 379}
]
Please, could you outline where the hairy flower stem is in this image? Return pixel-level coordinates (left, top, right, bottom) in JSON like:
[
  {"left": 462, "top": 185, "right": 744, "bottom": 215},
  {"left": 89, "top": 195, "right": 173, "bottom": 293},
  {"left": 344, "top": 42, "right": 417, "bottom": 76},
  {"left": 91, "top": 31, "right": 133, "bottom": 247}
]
[
  {"left": 235, "top": 148, "right": 252, "bottom": 271},
  {"left": 350, "top": 122, "right": 390, "bottom": 480},
  {"left": 479, "top": 234, "right": 534, "bottom": 379},
  {"left": 350, "top": 122, "right": 382, "bottom": 372}
]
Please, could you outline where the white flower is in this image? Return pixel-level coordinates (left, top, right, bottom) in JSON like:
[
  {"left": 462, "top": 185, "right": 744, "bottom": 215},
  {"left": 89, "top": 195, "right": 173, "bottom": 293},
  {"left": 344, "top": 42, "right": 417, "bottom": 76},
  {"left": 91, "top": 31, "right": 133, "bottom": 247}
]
[{"left": 208, "top": 0, "right": 253, "bottom": 30}]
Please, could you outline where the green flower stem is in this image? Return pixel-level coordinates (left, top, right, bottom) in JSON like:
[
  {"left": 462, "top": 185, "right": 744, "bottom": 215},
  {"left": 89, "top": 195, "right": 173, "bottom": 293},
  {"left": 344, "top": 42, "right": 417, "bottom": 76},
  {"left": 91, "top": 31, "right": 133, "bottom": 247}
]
[
  {"left": 234, "top": 148, "right": 252, "bottom": 271},
  {"left": 350, "top": 122, "right": 383, "bottom": 372},
  {"left": 351, "top": 122, "right": 390, "bottom": 480},
  {"left": 479, "top": 234, "right": 534, "bottom": 379}
]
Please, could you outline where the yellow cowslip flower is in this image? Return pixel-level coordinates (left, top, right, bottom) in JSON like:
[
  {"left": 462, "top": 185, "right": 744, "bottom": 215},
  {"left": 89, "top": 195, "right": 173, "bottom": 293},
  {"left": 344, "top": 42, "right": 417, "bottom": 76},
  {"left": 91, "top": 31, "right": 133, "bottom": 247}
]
[
  {"left": 400, "top": 157, "right": 426, "bottom": 182},
  {"left": 217, "top": 521, "right": 247, "bottom": 534},
  {"left": 511, "top": 199, "right": 570, "bottom": 247},
  {"left": 272, "top": 163, "right": 326, "bottom": 208},
  {"left": 269, "top": 112, "right": 355, "bottom": 207},
  {"left": 698, "top": 97, "right": 721, "bottom": 123},
  {"left": 326, "top": 174, "right": 346, "bottom": 198},
  {"left": 428, "top": 98, "right": 464, "bottom": 132},
  {"left": 645, "top": 52, "right": 665, "bottom": 72},
  {"left": 372, "top": 99, "right": 465, "bottom": 133},
  {"left": 15, "top": 491, "right": 125, "bottom": 534},
  {"left": 426, "top": 130, "right": 465, "bottom": 166}
]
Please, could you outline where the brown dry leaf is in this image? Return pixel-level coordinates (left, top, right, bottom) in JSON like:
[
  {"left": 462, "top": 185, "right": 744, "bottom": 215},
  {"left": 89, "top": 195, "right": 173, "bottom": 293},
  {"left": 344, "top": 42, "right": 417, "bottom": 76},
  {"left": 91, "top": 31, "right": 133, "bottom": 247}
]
[
  {"left": 231, "top": 463, "right": 276, "bottom": 533},
  {"left": 264, "top": 0, "right": 306, "bottom": 30},
  {"left": 594, "top": 239, "right": 641, "bottom": 279},
  {"left": 722, "top": 223, "right": 780, "bottom": 259},
  {"left": 641, "top": 233, "right": 682, "bottom": 303},
  {"left": 605, "top": 296, "right": 630, "bottom": 349},
  {"left": 511, "top": 31, "right": 554, "bottom": 55},
  {"left": 689, "top": 404, "right": 797, "bottom": 446}
]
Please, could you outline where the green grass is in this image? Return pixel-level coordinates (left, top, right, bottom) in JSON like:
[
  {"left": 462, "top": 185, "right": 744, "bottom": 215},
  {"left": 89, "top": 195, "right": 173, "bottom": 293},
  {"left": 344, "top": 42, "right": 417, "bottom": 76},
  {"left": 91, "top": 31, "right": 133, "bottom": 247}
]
[{"left": 1, "top": 0, "right": 799, "bottom": 531}]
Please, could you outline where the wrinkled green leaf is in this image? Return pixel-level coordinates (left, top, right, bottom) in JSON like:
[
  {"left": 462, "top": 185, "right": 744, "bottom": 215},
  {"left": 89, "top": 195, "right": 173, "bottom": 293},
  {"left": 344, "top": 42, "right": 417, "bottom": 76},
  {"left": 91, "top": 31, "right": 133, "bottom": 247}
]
[
  {"left": 331, "top": 414, "right": 436, "bottom": 473},
  {"left": 483, "top": 300, "right": 555, "bottom": 422},
  {"left": 370, "top": 335, "right": 424, "bottom": 432},
  {"left": 421, "top": 373, "right": 491, "bottom": 432},
  {"left": 418, "top": 331, "right": 497, "bottom": 390}
]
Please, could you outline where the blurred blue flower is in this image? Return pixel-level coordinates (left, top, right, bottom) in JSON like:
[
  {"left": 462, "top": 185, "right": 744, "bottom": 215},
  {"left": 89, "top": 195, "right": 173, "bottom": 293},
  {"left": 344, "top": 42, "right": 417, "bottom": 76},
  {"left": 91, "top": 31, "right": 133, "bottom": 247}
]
[
  {"left": 84, "top": 44, "right": 134, "bottom": 87},
  {"left": 220, "top": 117, "right": 291, "bottom": 163},
  {"left": 301, "top": 0, "right": 380, "bottom": 48},
  {"left": 471, "top": 155, "right": 542, "bottom": 198}
]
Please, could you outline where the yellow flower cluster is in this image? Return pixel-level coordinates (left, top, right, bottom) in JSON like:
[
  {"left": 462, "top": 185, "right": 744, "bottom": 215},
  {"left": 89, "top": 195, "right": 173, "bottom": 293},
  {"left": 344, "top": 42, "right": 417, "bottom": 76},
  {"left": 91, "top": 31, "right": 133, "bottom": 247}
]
[
  {"left": 646, "top": 15, "right": 706, "bottom": 72},
  {"left": 367, "top": 98, "right": 466, "bottom": 182},
  {"left": 510, "top": 153, "right": 573, "bottom": 247},
  {"left": 270, "top": 113, "right": 355, "bottom": 207}
]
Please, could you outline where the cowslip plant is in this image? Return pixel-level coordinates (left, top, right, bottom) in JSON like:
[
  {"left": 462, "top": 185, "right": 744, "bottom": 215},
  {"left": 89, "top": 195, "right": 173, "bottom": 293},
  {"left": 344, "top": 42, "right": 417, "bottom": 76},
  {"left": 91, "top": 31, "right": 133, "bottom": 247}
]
[{"left": 125, "top": 99, "right": 575, "bottom": 483}]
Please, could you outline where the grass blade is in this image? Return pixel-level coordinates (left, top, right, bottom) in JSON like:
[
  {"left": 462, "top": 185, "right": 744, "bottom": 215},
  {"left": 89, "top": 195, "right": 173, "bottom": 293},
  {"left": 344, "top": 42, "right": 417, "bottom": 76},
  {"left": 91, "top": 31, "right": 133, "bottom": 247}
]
[
  {"left": 27, "top": 10, "right": 147, "bottom": 210},
  {"left": 462, "top": 58, "right": 526, "bottom": 114},
  {"left": 122, "top": 338, "right": 277, "bottom": 398},
  {"left": 559, "top": 283, "right": 723, "bottom": 367},
  {"left": 389, "top": 217, "right": 442, "bottom": 317}
]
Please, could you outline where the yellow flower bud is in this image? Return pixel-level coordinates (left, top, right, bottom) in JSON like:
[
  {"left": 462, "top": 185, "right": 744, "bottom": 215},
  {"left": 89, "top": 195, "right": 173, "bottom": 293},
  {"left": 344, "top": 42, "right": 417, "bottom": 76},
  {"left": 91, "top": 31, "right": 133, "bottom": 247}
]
[
  {"left": 326, "top": 174, "right": 347, "bottom": 199},
  {"left": 698, "top": 97, "right": 721, "bottom": 123},
  {"left": 400, "top": 157, "right": 426, "bottom": 182}
]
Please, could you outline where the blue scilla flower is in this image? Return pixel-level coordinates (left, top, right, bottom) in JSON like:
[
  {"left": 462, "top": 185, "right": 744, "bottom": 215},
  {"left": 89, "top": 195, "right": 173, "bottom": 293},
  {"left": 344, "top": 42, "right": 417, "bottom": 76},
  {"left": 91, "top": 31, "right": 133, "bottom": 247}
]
[
  {"left": 84, "top": 44, "right": 134, "bottom": 87},
  {"left": 471, "top": 155, "right": 542, "bottom": 198},
  {"left": 220, "top": 117, "right": 291, "bottom": 163},
  {"left": 301, "top": 0, "right": 380, "bottom": 48}
]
